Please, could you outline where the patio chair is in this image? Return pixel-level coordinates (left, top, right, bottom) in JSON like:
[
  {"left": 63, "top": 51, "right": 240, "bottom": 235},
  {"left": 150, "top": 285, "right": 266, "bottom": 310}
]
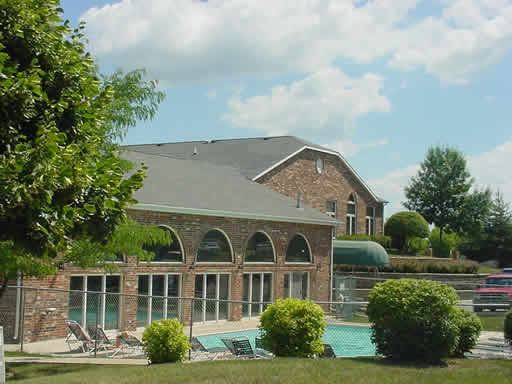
[
  {"left": 111, "top": 333, "right": 145, "bottom": 358},
  {"left": 190, "top": 337, "right": 227, "bottom": 360},
  {"left": 65, "top": 320, "right": 95, "bottom": 353},
  {"left": 318, "top": 343, "right": 337, "bottom": 358},
  {"left": 86, "top": 325, "right": 119, "bottom": 355},
  {"left": 255, "top": 336, "right": 273, "bottom": 358}
]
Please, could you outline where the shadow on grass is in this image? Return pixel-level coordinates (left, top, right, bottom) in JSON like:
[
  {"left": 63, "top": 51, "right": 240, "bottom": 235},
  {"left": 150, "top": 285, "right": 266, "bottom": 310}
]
[
  {"left": 7, "top": 363, "right": 93, "bottom": 381},
  {"left": 344, "top": 356, "right": 449, "bottom": 369}
]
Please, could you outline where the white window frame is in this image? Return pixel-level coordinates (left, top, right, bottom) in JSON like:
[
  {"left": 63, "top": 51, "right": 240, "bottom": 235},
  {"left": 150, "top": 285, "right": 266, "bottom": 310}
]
[
  {"left": 69, "top": 274, "right": 121, "bottom": 330},
  {"left": 140, "top": 225, "right": 185, "bottom": 264},
  {"left": 284, "top": 272, "right": 310, "bottom": 300},
  {"left": 346, "top": 195, "right": 356, "bottom": 235},
  {"left": 194, "top": 272, "right": 231, "bottom": 323},
  {"left": 242, "top": 272, "right": 273, "bottom": 319},
  {"left": 285, "top": 233, "right": 313, "bottom": 264},
  {"left": 136, "top": 273, "right": 181, "bottom": 326},
  {"left": 196, "top": 228, "right": 234, "bottom": 264},
  {"left": 326, "top": 200, "right": 337, "bottom": 218},
  {"left": 366, "top": 207, "right": 375, "bottom": 236},
  {"left": 316, "top": 158, "right": 324, "bottom": 174},
  {"left": 244, "top": 231, "right": 276, "bottom": 264}
]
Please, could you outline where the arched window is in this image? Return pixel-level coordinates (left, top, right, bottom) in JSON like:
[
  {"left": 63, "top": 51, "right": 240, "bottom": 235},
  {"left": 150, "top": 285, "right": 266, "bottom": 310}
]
[
  {"left": 197, "top": 229, "right": 233, "bottom": 262},
  {"left": 346, "top": 194, "right": 356, "bottom": 235},
  {"left": 245, "top": 232, "right": 275, "bottom": 263},
  {"left": 145, "top": 226, "right": 184, "bottom": 262},
  {"left": 286, "top": 234, "right": 311, "bottom": 263}
]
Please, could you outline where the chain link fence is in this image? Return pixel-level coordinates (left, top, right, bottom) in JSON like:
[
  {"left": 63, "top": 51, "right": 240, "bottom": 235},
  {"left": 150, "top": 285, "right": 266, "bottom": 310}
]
[{"left": 0, "top": 276, "right": 510, "bottom": 360}]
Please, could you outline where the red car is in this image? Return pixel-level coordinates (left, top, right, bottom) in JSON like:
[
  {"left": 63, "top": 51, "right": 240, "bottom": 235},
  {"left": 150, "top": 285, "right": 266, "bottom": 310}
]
[{"left": 473, "top": 274, "right": 512, "bottom": 312}]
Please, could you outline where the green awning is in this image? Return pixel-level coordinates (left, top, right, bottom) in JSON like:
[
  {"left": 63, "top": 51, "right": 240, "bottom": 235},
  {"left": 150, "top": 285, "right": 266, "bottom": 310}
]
[{"left": 333, "top": 240, "right": 389, "bottom": 267}]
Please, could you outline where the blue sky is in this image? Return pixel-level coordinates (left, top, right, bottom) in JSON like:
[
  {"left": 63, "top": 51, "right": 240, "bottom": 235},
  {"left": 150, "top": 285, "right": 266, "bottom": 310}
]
[{"left": 61, "top": 0, "right": 512, "bottom": 217}]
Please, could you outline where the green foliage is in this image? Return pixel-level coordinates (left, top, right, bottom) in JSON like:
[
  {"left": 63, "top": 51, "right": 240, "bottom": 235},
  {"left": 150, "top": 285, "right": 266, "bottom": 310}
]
[
  {"left": 407, "top": 237, "right": 428, "bottom": 255},
  {"left": 259, "top": 298, "right": 325, "bottom": 357},
  {"left": 142, "top": 319, "right": 191, "bottom": 363},
  {"left": 404, "top": 146, "right": 482, "bottom": 242},
  {"left": 336, "top": 234, "right": 392, "bottom": 249},
  {"left": 430, "top": 228, "right": 459, "bottom": 258},
  {"left": 505, "top": 309, "right": 512, "bottom": 344},
  {"left": 0, "top": 0, "right": 165, "bottom": 283},
  {"left": 452, "top": 308, "right": 482, "bottom": 357},
  {"left": 384, "top": 212, "right": 429, "bottom": 251},
  {"left": 335, "top": 259, "right": 478, "bottom": 274},
  {"left": 366, "top": 278, "right": 460, "bottom": 362}
]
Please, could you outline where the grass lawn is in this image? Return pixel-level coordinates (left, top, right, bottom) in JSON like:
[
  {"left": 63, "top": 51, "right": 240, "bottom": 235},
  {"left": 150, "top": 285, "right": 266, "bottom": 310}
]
[{"left": 6, "top": 357, "right": 512, "bottom": 384}]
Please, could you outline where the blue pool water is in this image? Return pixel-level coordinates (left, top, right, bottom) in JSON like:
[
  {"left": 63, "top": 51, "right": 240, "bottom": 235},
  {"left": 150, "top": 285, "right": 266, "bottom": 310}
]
[{"left": 197, "top": 324, "right": 376, "bottom": 357}]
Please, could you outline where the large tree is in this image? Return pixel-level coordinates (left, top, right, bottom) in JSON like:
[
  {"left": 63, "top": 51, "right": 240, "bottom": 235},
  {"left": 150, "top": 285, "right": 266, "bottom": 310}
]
[
  {"left": 404, "top": 146, "right": 487, "bottom": 242},
  {"left": 0, "top": 0, "right": 168, "bottom": 289}
]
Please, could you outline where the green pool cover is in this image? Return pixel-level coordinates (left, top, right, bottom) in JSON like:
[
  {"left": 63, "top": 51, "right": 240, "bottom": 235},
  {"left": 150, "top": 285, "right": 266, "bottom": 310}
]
[{"left": 333, "top": 240, "right": 389, "bottom": 267}]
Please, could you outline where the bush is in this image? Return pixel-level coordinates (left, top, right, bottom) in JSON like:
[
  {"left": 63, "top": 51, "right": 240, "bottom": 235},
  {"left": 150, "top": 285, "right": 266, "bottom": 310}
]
[
  {"left": 407, "top": 237, "right": 429, "bottom": 255},
  {"left": 335, "top": 259, "right": 478, "bottom": 274},
  {"left": 430, "top": 228, "right": 459, "bottom": 258},
  {"left": 453, "top": 308, "right": 482, "bottom": 357},
  {"left": 505, "top": 309, "right": 512, "bottom": 344},
  {"left": 142, "top": 319, "right": 191, "bottom": 363},
  {"left": 336, "top": 234, "right": 392, "bottom": 249},
  {"left": 366, "top": 278, "right": 459, "bottom": 363},
  {"left": 384, "top": 212, "right": 429, "bottom": 252},
  {"left": 259, "top": 298, "right": 325, "bottom": 357}
]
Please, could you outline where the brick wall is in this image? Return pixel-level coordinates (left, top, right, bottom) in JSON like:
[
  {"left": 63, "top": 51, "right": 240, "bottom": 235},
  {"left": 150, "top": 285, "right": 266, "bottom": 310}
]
[
  {"left": 257, "top": 149, "right": 384, "bottom": 236},
  {"left": 7, "top": 209, "right": 333, "bottom": 342}
]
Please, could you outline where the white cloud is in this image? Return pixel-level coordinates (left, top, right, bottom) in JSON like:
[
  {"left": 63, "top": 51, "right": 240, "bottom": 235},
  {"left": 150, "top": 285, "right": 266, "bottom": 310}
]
[
  {"left": 82, "top": 0, "right": 512, "bottom": 84},
  {"left": 369, "top": 138, "right": 512, "bottom": 219},
  {"left": 223, "top": 68, "right": 390, "bottom": 136},
  {"left": 324, "top": 139, "right": 389, "bottom": 157}
]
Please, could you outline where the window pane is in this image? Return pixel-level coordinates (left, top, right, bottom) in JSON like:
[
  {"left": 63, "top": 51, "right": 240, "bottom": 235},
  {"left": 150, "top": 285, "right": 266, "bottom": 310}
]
[
  {"left": 326, "top": 201, "right": 336, "bottom": 213},
  {"left": 219, "top": 275, "right": 229, "bottom": 320},
  {"left": 347, "top": 203, "right": 356, "bottom": 215},
  {"left": 284, "top": 274, "right": 290, "bottom": 298},
  {"left": 137, "top": 275, "right": 149, "bottom": 327},
  {"left": 152, "top": 275, "right": 165, "bottom": 321},
  {"left": 167, "top": 275, "right": 180, "bottom": 319},
  {"left": 144, "top": 228, "right": 183, "bottom": 262},
  {"left": 366, "top": 207, "right": 374, "bottom": 217},
  {"left": 86, "top": 276, "right": 102, "bottom": 328},
  {"left": 263, "top": 274, "right": 272, "bottom": 311},
  {"left": 286, "top": 235, "right": 311, "bottom": 262},
  {"left": 68, "top": 277, "right": 84, "bottom": 325},
  {"left": 197, "top": 230, "right": 232, "bottom": 262},
  {"left": 251, "top": 274, "right": 262, "bottom": 315},
  {"left": 301, "top": 273, "right": 308, "bottom": 300},
  {"left": 245, "top": 232, "right": 274, "bottom": 262},
  {"left": 105, "top": 276, "right": 120, "bottom": 330},
  {"left": 205, "top": 275, "right": 217, "bottom": 321},
  {"left": 193, "top": 275, "right": 204, "bottom": 322}
]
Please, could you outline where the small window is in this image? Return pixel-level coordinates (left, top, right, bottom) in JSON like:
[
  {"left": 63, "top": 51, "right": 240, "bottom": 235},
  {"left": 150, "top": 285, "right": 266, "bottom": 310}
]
[
  {"left": 346, "top": 194, "right": 356, "bottom": 235},
  {"left": 245, "top": 232, "right": 275, "bottom": 263},
  {"left": 366, "top": 207, "right": 375, "bottom": 236},
  {"left": 316, "top": 158, "right": 324, "bottom": 174},
  {"left": 144, "top": 227, "right": 183, "bottom": 262},
  {"left": 326, "top": 200, "right": 337, "bottom": 218}
]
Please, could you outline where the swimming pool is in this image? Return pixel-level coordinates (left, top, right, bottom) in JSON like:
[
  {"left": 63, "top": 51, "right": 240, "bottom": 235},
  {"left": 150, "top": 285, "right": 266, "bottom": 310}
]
[{"left": 197, "top": 324, "right": 376, "bottom": 357}]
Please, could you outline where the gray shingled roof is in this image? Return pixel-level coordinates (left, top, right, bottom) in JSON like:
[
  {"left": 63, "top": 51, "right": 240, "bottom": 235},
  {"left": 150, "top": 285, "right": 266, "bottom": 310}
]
[
  {"left": 122, "top": 150, "right": 338, "bottom": 226},
  {"left": 124, "top": 136, "right": 384, "bottom": 203},
  {"left": 124, "top": 136, "right": 324, "bottom": 179}
]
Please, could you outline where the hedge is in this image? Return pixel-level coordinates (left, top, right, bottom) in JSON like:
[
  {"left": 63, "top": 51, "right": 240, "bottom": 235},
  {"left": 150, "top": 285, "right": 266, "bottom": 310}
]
[{"left": 334, "top": 260, "right": 478, "bottom": 274}]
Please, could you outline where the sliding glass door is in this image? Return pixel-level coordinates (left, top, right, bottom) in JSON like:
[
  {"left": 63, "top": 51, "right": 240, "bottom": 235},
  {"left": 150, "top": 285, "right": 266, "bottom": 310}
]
[{"left": 242, "top": 273, "right": 272, "bottom": 318}]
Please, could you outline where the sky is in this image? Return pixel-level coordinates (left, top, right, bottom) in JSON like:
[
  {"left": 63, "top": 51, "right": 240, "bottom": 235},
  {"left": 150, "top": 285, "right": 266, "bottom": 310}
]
[{"left": 60, "top": 0, "right": 512, "bottom": 218}]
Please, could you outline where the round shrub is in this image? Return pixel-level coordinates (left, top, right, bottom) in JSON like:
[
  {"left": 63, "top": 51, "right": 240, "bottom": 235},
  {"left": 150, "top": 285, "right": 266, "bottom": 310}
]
[
  {"left": 453, "top": 308, "right": 482, "bottom": 357},
  {"left": 142, "top": 319, "right": 191, "bottom": 363},
  {"left": 259, "top": 298, "right": 325, "bottom": 357},
  {"left": 366, "top": 278, "right": 459, "bottom": 363},
  {"left": 384, "top": 212, "right": 429, "bottom": 251},
  {"left": 505, "top": 309, "right": 512, "bottom": 344}
]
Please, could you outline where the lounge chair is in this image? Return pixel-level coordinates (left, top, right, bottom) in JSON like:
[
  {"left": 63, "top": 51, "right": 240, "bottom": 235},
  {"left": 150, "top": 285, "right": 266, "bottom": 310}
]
[
  {"left": 111, "top": 333, "right": 145, "bottom": 358},
  {"left": 255, "top": 336, "right": 273, "bottom": 358},
  {"left": 191, "top": 337, "right": 227, "bottom": 360},
  {"left": 86, "top": 325, "right": 119, "bottom": 355},
  {"left": 318, "top": 343, "right": 336, "bottom": 358},
  {"left": 65, "top": 320, "right": 95, "bottom": 353},
  {"left": 231, "top": 337, "right": 257, "bottom": 358}
]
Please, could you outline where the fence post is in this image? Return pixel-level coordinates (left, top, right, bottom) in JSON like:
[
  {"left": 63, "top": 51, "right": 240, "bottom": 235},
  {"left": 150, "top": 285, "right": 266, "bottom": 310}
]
[
  {"left": 94, "top": 292, "right": 99, "bottom": 358},
  {"left": 20, "top": 288, "right": 25, "bottom": 352},
  {"left": 0, "top": 326, "right": 5, "bottom": 384},
  {"left": 188, "top": 297, "right": 194, "bottom": 361}
]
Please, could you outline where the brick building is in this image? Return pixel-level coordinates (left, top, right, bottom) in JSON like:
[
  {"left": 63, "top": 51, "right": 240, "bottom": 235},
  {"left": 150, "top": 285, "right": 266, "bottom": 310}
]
[{"left": 1, "top": 136, "right": 385, "bottom": 343}]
